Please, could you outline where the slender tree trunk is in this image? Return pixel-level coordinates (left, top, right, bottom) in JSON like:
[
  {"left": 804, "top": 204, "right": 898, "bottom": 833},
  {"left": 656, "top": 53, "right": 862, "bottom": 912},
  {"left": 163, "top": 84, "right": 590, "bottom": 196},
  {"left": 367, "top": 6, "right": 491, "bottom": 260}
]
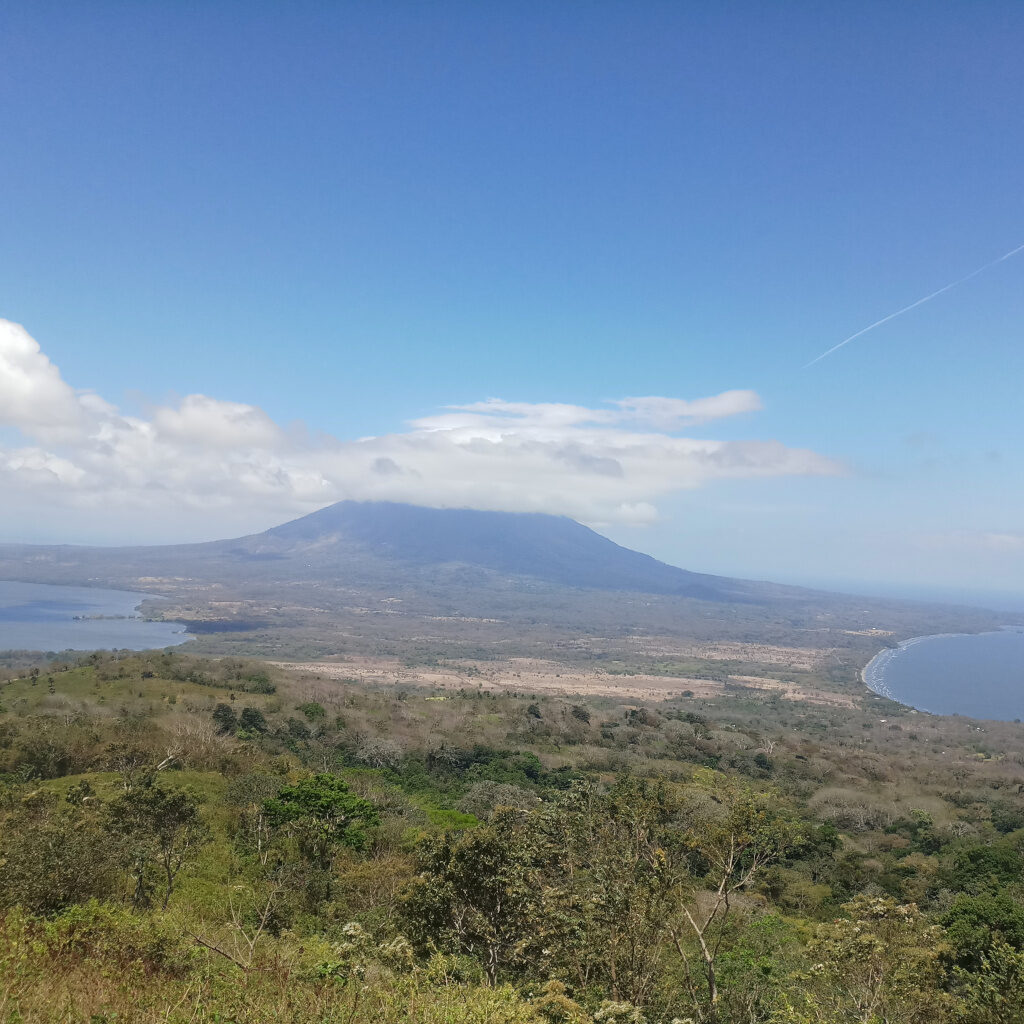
[{"left": 162, "top": 852, "right": 175, "bottom": 909}]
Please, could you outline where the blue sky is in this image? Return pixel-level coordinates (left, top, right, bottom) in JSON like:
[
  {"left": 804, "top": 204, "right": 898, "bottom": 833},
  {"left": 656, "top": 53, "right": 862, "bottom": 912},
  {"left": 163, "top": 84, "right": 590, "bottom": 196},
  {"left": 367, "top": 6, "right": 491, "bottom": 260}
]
[{"left": 1, "top": 2, "right": 1023, "bottom": 604}]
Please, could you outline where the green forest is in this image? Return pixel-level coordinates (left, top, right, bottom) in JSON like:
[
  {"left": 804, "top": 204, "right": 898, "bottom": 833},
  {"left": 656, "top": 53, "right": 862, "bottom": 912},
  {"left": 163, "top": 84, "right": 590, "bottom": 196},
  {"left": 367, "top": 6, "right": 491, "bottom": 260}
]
[{"left": 3, "top": 649, "right": 1024, "bottom": 1023}]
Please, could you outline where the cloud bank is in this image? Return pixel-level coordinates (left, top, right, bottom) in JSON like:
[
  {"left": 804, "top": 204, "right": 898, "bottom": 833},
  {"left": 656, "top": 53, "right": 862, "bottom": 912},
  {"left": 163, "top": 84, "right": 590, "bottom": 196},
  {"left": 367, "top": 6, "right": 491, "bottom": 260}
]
[{"left": 0, "top": 319, "right": 840, "bottom": 542}]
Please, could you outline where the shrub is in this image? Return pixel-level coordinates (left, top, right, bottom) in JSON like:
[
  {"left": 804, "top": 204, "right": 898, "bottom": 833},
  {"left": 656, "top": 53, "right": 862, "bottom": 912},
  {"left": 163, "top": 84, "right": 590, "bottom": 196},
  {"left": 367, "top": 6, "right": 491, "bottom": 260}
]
[
  {"left": 0, "top": 802, "right": 120, "bottom": 915},
  {"left": 239, "top": 707, "right": 269, "bottom": 734}
]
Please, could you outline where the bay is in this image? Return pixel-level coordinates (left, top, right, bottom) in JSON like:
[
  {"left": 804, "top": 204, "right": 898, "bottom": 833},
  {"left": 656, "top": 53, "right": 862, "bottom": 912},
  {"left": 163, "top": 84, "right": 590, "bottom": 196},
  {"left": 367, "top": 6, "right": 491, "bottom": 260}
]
[
  {"left": 863, "top": 628, "right": 1024, "bottom": 721},
  {"left": 0, "top": 580, "right": 189, "bottom": 653}
]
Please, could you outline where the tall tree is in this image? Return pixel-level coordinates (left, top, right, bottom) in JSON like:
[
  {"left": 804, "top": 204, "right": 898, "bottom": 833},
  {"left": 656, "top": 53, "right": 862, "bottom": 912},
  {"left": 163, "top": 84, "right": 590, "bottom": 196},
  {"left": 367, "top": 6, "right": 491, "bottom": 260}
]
[
  {"left": 105, "top": 781, "right": 209, "bottom": 909},
  {"left": 263, "top": 773, "right": 378, "bottom": 868}
]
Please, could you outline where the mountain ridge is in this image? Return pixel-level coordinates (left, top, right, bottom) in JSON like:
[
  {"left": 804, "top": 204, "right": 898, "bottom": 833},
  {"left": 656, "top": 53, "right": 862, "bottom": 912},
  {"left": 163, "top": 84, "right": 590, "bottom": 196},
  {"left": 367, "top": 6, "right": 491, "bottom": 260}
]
[
  {"left": 0, "top": 499, "right": 828, "bottom": 611},
  {"left": 219, "top": 500, "right": 787, "bottom": 603},
  {"left": 0, "top": 501, "right": 1009, "bottom": 657}
]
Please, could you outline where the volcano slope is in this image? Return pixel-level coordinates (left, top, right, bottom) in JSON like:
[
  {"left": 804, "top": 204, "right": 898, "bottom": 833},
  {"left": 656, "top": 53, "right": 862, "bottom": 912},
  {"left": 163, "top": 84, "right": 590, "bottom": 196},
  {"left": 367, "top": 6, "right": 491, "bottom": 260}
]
[{"left": 0, "top": 501, "right": 1005, "bottom": 671}]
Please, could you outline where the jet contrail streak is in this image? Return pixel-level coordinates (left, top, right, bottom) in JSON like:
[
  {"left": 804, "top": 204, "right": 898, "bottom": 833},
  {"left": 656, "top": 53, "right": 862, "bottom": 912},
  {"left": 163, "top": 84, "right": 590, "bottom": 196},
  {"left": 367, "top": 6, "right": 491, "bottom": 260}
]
[{"left": 804, "top": 241, "right": 1024, "bottom": 368}]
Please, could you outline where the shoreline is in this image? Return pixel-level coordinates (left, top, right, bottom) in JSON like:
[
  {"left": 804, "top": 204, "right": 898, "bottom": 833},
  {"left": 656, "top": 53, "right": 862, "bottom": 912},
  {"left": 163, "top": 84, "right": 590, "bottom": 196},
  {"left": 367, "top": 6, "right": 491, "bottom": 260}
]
[
  {"left": 861, "top": 633, "right": 956, "bottom": 711},
  {"left": 0, "top": 579, "right": 190, "bottom": 653},
  {"left": 861, "top": 626, "right": 1024, "bottom": 715}
]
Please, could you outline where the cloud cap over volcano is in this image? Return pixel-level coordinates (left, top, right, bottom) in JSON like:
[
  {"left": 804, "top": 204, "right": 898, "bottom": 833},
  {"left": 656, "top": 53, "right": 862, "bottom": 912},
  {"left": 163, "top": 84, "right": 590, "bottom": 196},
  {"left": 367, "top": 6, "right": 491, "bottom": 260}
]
[{"left": 0, "top": 319, "right": 840, "bottom": 543}]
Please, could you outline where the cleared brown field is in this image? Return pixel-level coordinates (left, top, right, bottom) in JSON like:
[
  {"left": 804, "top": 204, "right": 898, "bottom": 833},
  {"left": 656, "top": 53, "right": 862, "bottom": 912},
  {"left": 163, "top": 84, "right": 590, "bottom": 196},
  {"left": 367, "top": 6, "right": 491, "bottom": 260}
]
[{"left": 273, "top": 648, "right": 855, "bottom": 707}]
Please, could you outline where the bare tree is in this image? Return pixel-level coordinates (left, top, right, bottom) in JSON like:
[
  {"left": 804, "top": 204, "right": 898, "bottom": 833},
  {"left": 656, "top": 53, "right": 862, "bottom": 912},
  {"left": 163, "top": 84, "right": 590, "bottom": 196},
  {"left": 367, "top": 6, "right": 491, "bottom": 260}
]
[
  {"left": 668, "top": 776, "right": 803, "bottom": 1023},
  {"left": 190, "top": 882, "right": 284, "bottom": 971}
]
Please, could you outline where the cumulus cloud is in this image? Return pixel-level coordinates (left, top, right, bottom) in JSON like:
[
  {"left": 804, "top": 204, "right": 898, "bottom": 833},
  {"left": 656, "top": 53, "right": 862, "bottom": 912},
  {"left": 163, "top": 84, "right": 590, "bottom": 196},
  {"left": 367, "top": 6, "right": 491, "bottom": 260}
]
[
  {"left": 0, "top": 319, "right": 841, "bottom": 542},
  {"left": 152, "top": 394, "right": 284, "bottom": 449},
  {"left": 0, "top": 319, "right": 84, "bottom": 434}
]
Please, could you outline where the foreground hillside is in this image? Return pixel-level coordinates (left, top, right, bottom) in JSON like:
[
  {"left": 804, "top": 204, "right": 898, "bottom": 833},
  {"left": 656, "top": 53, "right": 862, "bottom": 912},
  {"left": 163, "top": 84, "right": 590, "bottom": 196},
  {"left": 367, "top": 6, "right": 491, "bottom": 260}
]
[{"left": 3, "top": 648, "right": 1024, "bottom": 1022}]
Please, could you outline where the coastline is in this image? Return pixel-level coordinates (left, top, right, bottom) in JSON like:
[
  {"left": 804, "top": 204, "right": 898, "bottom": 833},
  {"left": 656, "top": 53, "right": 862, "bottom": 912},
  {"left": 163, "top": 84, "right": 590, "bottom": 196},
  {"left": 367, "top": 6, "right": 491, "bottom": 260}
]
[
  {"left": 860, "top": 633, "right": 957, "bottom": 710},
  {"left": 0, "top": 580, "right": 191, "bottom": 652},
  {"left": 861, "top": 627, "right": 1024, "bottom": 715}
]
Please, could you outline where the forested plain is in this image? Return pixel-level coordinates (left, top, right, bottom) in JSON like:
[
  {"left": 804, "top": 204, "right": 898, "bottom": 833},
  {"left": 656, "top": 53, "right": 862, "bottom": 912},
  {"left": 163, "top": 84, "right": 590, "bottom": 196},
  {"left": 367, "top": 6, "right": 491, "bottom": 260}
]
[{"left": 3, "top": 649, "right": 1024, "bottom": 1023}]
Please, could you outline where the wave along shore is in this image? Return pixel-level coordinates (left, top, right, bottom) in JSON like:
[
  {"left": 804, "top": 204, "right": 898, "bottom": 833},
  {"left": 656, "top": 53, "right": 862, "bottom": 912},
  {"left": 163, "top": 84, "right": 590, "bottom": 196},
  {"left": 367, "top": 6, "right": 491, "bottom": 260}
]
[
  {"left": 861, "top": 629, "right": 1024, "bottom": 714},
  {"left": 860, "top": 632, "right": 969, "bottom": 711}
]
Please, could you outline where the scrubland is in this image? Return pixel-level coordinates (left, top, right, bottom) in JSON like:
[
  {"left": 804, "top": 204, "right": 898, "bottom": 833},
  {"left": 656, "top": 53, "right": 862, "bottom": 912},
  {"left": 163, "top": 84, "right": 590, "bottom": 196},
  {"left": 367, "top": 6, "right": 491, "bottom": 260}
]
[{"left": 2, "top": 647, "right": 1024, "bottom": 1022}]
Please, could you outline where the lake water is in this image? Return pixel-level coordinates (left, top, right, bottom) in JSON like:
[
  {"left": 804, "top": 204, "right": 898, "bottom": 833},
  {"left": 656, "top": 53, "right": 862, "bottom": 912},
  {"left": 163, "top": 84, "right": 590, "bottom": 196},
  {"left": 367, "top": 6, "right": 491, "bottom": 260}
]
[
  {"left": 0, "top": 580, "right": 189, "bottom": 654},
  {"left": 863, "top": 629, "right": 1024, "bottom": 721}
]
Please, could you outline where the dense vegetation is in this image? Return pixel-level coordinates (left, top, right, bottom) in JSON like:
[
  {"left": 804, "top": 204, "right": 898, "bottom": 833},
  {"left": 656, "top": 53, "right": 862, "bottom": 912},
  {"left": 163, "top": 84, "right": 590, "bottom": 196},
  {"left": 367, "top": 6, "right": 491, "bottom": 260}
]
[{"left": 3, "top": 649, "right": 1024, "bottom": 1022}]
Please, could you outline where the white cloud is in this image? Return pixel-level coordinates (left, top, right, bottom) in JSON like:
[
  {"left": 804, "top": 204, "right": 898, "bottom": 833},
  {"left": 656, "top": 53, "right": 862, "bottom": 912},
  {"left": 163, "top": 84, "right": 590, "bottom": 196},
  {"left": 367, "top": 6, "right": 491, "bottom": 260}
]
[
  {"left": 152, "top": 394, "right": 284, "bottom": 449},
  {"left": 613, "top": 391, "right": 763, "bottom": 429},
  {"left": 0, "top": 319, "right": 841, "bottom": 542},
  {"left": 411, "top": 389, "right": 762, "bottom": 435},
  {"left": 0, "top": 320, "right": 84, "bottom": 435}
]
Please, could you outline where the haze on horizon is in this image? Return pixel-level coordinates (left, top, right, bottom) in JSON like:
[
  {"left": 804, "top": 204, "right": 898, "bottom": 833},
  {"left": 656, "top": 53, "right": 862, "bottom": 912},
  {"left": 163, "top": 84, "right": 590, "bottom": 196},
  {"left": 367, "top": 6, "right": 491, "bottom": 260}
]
[{"left": 1, "top": 4, "right": 1022, "bottom": 603}]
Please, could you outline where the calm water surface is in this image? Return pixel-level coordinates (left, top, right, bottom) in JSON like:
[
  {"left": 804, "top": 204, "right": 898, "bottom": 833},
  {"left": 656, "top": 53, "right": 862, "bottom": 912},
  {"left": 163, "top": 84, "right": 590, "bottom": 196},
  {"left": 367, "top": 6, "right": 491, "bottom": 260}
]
[
  {"left": 864, "top": 629, "right": 1024, "bottom": 721},
  {"left": 0, "top": 580, "right": 189, "bottom": 653}
]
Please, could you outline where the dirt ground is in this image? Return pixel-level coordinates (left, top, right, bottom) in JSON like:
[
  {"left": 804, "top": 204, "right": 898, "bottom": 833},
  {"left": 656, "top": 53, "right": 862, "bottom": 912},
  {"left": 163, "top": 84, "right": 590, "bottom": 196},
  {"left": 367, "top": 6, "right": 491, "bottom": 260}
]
[{"left": 273, "top": 648, "right": 855, "bottom": 708}]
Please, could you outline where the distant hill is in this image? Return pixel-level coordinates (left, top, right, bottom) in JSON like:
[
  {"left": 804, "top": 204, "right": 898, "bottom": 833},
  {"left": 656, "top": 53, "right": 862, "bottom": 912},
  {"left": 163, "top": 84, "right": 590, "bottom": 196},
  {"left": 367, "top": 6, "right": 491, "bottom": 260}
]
[
  {"left": 229, "top": 501, "right": 790, "bottom": 603},
  {"left": 0, "top": 501, "right": 1008, "bottom": 656},
  {"left": 0, "top": 500, "right": 786, "bottom": 600}
]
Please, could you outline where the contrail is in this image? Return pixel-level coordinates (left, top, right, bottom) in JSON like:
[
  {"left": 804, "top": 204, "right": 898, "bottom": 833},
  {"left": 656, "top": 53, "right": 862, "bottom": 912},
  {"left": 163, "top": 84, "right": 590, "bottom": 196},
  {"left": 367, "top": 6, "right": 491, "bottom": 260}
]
[{"left": 803, "top": 241, "right": 1024, "bottom": 368}]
